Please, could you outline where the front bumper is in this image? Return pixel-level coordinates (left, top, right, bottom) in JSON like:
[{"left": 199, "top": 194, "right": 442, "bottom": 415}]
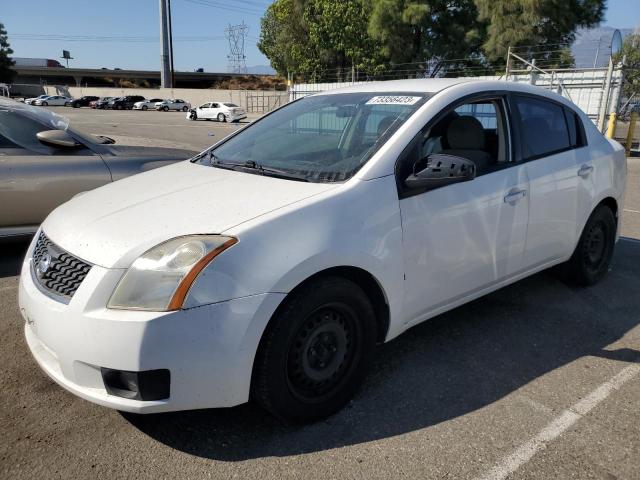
[{"left": 19, "top": 244, "right": 285, "bottom": 413}]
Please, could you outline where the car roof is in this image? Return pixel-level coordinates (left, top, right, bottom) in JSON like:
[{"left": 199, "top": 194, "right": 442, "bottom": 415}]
[
  {"left": 314, "top": 78, "right": 577, "bottom": 109},
  {"left": 316, "top": 78, "right": 472, "bottom": 95}
]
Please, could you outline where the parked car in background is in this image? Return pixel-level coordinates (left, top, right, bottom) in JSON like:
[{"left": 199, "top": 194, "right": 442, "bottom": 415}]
[
  {"left": 156, "top": 98, "right": 190, "bottom": 112},
  {"left": 94, "top": 97, "right": 115, "bottom": 109},
  {"left": 0, "top": 98, "right": 196, "bottom": 239},
  {"left": 17, "top": 79, "right": 626, "bottom": 422},
  {"left": 25, "top": 95, "right": 49, "bottom": 105},
  {"left": 88, "top": 99, "right": 99, "bottom": 108},
  {"left": 68, "top": 96, "right": 99, "bottom": 108},
  {"left": 133, "top": 98, "right": 165, "bottom": 110},
  {"left": 34, "top": 95, "right": 72, "bottom": 106},
  {"left": 110, "top": 95, "right": 146, "bottom": 110},
  {"left": 187, "top": 101, "right": 247, "bottom": 122}
]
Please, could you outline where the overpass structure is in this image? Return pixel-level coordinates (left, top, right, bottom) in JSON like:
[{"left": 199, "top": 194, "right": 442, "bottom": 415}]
[{"left": 11, "top": 65, "right": 270, "bottom": 88}]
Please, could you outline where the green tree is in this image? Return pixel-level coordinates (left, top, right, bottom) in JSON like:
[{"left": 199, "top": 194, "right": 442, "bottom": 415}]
[
  {"left": 368, "top": 0, "right": 486, "bottom": 76},
  {"left": 614, "top": 30, "right": 640, "bottom": 100},
  {"left": 305, "top": 0, "right": 388, "bottom": 80},
  {"left": 0, "top": 23, "right": 15, "bottom": 83},
  {"left": 475, "top": 0, "right": 605, "bottom": 66},
  {"left": 257, "top": 0, "right": 317, "bottom": 78}
]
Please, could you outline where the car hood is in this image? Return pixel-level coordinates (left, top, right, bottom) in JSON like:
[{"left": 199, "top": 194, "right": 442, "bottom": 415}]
[{"left": 42, "top": 161, "right": 338, "bottom": 268}]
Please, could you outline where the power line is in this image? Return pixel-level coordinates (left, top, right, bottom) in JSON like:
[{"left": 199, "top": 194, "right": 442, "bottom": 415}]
[
  {"left": 182, "top": 0, "right": 264, "bottom": 16},
  {"left": 10, "top": 33, "right": 226, "bottom": 42}
]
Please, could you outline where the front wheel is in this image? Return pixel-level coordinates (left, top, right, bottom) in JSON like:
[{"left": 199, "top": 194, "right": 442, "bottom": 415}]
[
  {"left": 251, "top": 276, "right": 377, "bottom": 423},
  {"left": 163, "top": 106, "right": 169, "bottom": 112},
  {"left": 142, "top": 105, "right": 148, "bottom": 111},
  {"left": 41, "top": 101, "right": 48, "bottom": 106},
  {"left": 189, "top": 110, "right": 197, "bottom": 120},
  {"left": 560, "top": 205, "right": 616, "bottom": 286}
]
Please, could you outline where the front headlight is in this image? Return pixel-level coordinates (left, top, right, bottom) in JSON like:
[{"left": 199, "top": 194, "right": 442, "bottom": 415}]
[{"left": 107, "top": 235, "right": 237, "bottom": 311}]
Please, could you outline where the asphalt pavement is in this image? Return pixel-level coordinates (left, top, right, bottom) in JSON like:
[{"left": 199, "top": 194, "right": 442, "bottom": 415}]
[{"left": 0, "top": 107, "right": 638, "bottom": 479}]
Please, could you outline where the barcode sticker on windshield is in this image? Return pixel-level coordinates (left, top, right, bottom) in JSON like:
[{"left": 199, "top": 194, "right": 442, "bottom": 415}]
[{"left": 366, "top": 96, "right": 421, "bottom": 105}]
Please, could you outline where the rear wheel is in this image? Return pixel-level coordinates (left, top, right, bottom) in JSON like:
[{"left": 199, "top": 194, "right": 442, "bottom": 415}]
[
  {"left": 561, "top": 205, "right": 616, "bottom": 286},
  {"left": 163, "top": 106, "right": 169, "bottom": 112},
  {"left": 41, "top": 101, "right": 48, "bottom": 106},
  {"left": 217, "top": 113, "right": 226, "bottom": 122},
  {"left": 182, "top": 106, "right": 189, "bottom": 112},
  {"left": 251, "top": 276, "right": 376, "bottom": 423},
  {"left": 142, "top": 105, "right": 148, "bottom": 111}
]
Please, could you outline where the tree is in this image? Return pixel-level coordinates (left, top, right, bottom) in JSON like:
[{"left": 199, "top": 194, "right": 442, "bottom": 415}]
[
  {"left": 614, "top": 29, "right": 640, "bottom": 100},
  {"left": 368, "top": 0, "right": 487, "bottom": 76},
  {"left": 475, "top": 0, "right": 605, "bottom": 65},
  {"left": 0, "top": 23, "right": 15, "bottom": 83}
]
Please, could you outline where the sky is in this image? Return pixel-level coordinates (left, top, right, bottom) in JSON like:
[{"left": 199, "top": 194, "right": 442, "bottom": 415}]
[{"left": 2, "top": 0, "right": 640, "bottom": 73}]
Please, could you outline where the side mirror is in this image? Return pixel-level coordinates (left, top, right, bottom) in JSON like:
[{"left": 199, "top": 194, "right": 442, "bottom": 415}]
[
  {"left": 405, "top": 153, "right": 476, "bottom": 191},
  {"left": 36, "top": 130, "right": 82, "bottom": 149}
]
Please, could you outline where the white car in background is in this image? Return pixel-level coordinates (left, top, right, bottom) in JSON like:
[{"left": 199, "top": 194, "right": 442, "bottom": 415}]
[
  {"left": 133, "top": 98, "right": 165, "bottom": 111},
  {"left": 155, "top": 99, "right": 190, "bottom": 112},
  {"left": 19, "top": 79, "right": 626, "bottom": 422},
  {"left": 187, "top": 101, "right": 247, "bottom": 122},
  {"left": 34, "top": 95, "right": 72, "bottom": 106},
  {"left": 25, "top": 95, "right": 49, "bottom": 105}
]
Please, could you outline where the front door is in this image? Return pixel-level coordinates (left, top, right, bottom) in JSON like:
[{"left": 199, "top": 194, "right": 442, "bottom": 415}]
[{"left": 398, "top": 96, "right": 529, "bottom": 325}]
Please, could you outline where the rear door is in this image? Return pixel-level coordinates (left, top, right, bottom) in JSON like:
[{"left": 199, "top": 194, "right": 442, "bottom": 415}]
[{"left": 511, "top": 94, "right": 584, "bottom": 267}]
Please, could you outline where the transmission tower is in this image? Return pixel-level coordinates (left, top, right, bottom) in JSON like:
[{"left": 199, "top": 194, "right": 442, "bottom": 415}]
[{"left": 225, "top": 22, "right": 249, "bottom": 74}]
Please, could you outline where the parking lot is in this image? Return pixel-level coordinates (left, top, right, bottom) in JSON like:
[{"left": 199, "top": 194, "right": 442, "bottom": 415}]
[{"left": 1, "top": 107, "right": 639, "bottom": 479}]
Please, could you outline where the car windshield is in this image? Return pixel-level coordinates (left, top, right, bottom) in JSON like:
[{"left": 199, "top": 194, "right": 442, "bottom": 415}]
[{"left": 196, "top": 92, "right": 429, "bottom": 182}]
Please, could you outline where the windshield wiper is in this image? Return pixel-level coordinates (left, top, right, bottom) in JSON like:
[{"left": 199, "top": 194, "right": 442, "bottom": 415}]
[{"left": 211, "top": 159, "right": 310, "bottom": 182}]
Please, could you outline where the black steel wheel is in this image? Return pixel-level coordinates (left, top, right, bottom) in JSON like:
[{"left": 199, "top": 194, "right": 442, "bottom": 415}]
[
  {"left": 189, "top": 110, "right": 197, "bottom": 120},
  {"left": 252, "top": 276, "right": 377, "bottom": 422},
  {"left": 561, "top": 204, "right": 616, "bottom": 286}
]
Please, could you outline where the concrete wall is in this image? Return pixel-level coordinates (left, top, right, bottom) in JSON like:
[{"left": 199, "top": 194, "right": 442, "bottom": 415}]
[{"left": 42, "top": 85, "right": 288, "bottom": 112}]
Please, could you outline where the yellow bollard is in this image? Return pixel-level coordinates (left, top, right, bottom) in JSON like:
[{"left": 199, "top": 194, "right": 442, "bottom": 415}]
[
  {"left": 626, "top": 111, "right": 638, "bottom": 156},
  {"left": 606, "top": 112, "right": 617, "bottom": 139}
]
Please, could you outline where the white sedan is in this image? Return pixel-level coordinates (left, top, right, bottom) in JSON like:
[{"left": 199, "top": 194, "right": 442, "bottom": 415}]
[
  {"left": 133, "top": 98, "right": 165, "bottom": 110},
  {"left": 24, "top": 95, "right": 49, "bottom": 105},
  {"left": 34, "top": 95, "right": 72, "bottom": 106},
  {"left": 187, "top": 101, "right": 247, "bottom": 122},
  {"left": 20, "top": 79, "right": 626, "bottom": 422},
  {"left": 155, "top": 98, "right": 190, "bottom": 112}
]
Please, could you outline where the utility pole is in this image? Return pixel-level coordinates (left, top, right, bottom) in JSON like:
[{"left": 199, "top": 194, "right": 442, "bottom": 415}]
[
  {"left": 159, "top": 0, "right": 173, "bottom": 88},
  {"left": 167, "top": 0, "right": 175, "bottom": 88}
]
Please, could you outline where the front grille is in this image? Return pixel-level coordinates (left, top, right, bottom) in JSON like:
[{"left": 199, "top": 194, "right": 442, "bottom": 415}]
[{"left": 32, "top": 232, "right": 92, "bottom": 301}]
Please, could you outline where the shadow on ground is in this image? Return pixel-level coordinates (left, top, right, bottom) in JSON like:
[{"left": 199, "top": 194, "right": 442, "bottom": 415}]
[{"left": 123, "top": 238, "right": 640, "bottom": 461}]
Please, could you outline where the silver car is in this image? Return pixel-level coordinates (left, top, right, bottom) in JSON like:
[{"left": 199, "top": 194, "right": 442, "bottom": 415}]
[{"left": 0, "top": 98, "right": 196, "bottom": 239}]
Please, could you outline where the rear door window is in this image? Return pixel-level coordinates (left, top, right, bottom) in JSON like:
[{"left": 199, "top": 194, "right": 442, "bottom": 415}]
[{"left": 513, "top": 95, "right": 572, "bottom": 160}]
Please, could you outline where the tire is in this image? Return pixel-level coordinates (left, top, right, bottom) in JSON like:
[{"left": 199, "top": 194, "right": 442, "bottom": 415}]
[
  {"left": 182, "top": 106, "right": 189, "bottom": 112},
  {"left": 72, "top": 103, "right": 79, "bottom": 108},
  {"left": 142, "top": 105, "right": 148, "bottom": 111},
  {"left": 217, "top": 113, "right": 226, "bottom": 122},
  {"left": 561, "top": 205, "right": 616, "bottom": 286},
  {"left": 66, "top": 102, "right": 71, "bottom": 107},
  {"left": 41, "top": 101, "right": 48, "bottom": 106},
  {"left": 189, "top": 111, "right": 197, "bottom": 120},
  {"left": 116, "top": 104, "right": 122, "bottom": 110},
  {"left": 163, "top": 106, "right": 169, "bottom": 112},
  {"left": 251, "top": 276, "right": 377, "bottom": 423}
]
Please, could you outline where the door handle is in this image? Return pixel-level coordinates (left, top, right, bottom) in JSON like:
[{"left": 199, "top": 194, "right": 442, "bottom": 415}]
[
  {"left": 504, "top": 188, "right": 527, "bottom": 205},
  {"left": 578, "top": 164, "right": 594, "bottom": 178}
]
